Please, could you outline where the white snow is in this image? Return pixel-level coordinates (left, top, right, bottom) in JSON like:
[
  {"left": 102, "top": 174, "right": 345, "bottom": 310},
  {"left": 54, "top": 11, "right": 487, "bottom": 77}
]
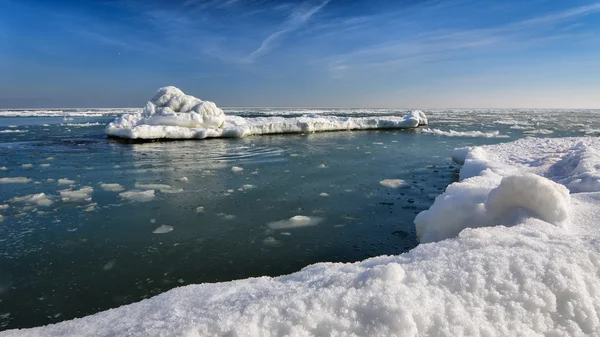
[
  {"left": 119, "top": 190, "right": 156, "bottom": 202},
  {"left": 60, "top": 187, "right": 93, "bottom": 203},
  {"left": 100, "top": 183, "right": 125, "bottom": 192},
  {"left": 105, "top": 87, "right": 427, "bottom": 140},
  {"left": 6, "top": 137, "right": 600, "bottom": 337},
  {"left": 422, "top": 128, "right": 508, "bottom": 138},
  {"left": 0, "top": 177, "right": 31, "bottom": 184},
  {"left": 379, "top": 179, "right": 407, "bottom": 188}
]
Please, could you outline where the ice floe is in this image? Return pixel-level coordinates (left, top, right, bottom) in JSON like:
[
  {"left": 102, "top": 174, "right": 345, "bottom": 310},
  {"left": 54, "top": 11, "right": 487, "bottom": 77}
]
[
  {"left": 119, "top": 190, "right": 156, "bottom": 202},
  {"left": 59, "top": 187, "right": 93, "bottom": 203},
  {"left": 100, "top": 183, "right": 125, "bottom": 192},
  {"left": 379, "top": 179, "right": 407, "bottom": 188},
  {"left": 0, "top": 177, "right": 31, "bottom": 184},
  {"left": 105, "top": 87, "right": 427, "bottom": 140},
  {"left": 267, "top": 215, "right": 323, "bottom": 230},
  {"left": 152, "top": 225, "right": 174, "bottom": 234},
  {"left": 8, "top": 193, "right": 53, "bottom": 207}
]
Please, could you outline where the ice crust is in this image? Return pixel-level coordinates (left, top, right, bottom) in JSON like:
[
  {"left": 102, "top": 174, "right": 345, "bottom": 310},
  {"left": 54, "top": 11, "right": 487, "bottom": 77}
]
[
  {"left": 5, "top": 137, "right": 600, "bottom": 337},
  {"left": 105, "top": 87, "right": 427, "bottom": 140}
]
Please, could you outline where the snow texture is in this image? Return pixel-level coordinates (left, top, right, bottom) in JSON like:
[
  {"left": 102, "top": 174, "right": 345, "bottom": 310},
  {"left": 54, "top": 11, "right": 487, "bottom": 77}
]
[
  {"left": 4, "top": 137, "right": 600, "bottom": 337},
  {"left": 105, "top": 87, "right": 427, "bottom": 140}
]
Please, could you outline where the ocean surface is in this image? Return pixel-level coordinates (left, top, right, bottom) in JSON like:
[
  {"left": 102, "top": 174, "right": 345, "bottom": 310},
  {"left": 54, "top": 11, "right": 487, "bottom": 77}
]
[{"left": 0, "top": 108, "right": 599, "bottom": 330}]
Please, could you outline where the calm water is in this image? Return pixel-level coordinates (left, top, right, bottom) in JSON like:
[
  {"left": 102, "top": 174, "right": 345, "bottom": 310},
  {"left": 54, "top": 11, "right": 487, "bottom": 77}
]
[{"left": 0, "top": 109, "right": 598, "bottom": 329}]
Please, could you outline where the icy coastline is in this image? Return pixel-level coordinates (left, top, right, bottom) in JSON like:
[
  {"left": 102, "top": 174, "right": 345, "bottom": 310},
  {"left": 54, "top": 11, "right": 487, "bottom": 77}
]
[
  {"left": 105, "top": 87, "right": 428, "bottom": 140},
  {"left": 4, "top": 136, "right": 600, "bottom": 336}
]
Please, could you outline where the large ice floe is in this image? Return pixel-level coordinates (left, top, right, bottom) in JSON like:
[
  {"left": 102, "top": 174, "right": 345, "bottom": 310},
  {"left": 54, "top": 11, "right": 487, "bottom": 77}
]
[
  {"left": 105, "top": 86, "right": 428, "bottom": 139},
  {"left": 5, "top": 137, "right": 600, "bottom": 337}
]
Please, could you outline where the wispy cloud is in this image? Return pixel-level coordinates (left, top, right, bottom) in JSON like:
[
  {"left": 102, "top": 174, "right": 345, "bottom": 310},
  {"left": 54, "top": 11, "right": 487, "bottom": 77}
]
[
  {"left": 325, "top": 2, "right": 600, "bottom": 76},
  {"left": 244, "top": 0, "right": 330, "bottom": 63}
]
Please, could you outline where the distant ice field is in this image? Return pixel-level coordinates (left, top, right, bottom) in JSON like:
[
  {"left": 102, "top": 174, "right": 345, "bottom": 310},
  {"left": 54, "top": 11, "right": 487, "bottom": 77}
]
[{"left": 0, "top": 108, "right": 599, "bottom": 333}]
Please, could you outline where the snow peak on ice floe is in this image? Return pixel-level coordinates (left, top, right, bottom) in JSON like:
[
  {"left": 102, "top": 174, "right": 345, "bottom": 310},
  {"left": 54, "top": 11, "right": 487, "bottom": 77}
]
[
  {"left": 105, "top": 86, "right": 428, "bottom": 140},
  {"left": 142, "top": 86, "right": 225, "bottom": 128}
]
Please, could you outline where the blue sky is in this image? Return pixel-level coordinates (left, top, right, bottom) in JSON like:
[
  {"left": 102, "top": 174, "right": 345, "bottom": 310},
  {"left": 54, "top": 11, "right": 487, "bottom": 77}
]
[{"left": 1, "top": 0, "right": 599, "bottom": 108}]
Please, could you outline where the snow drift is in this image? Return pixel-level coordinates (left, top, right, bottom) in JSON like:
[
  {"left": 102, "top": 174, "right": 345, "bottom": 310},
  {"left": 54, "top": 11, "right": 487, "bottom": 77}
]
[
  {"left": 4, "top": 137, "right": 600, "bottom": 336},
  {"left": 105, "top": 87, "right": 428, "bottom": 140}
]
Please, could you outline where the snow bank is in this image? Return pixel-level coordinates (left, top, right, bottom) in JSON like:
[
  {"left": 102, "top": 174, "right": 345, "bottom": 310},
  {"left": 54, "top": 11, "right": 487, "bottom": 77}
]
[
  {"left": 105, "top": 87, "right": 427, "bottom": 140},
  {"left": 5, "top": 137, "right": 600, "bottom": 337},
  {"left": 416, "top": 137, "right": 600, "bottom": 243}
]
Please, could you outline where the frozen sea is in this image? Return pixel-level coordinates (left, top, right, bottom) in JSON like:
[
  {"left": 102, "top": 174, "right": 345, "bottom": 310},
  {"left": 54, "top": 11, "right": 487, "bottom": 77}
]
[{"left": 0, "top": 108, "right": 599, "bottom": 332}]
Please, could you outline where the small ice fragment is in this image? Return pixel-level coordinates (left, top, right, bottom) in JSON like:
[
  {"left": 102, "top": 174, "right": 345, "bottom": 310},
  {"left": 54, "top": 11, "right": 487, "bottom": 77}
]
[
  {"left": 40, "top": 163, "right": 50, "bottom": 167},
  {"left": 196, "top": 206, "right": 205, "bottom": 213},
  {"left": 379, "top": 179, "right": 408, "bottom": 188},
  {"left": 319, "top": 192, "right": 329, "bottom": 197},
  {"left": 100, "top": 183, "right": 125, "bottom": 192},
  {"left": 0, "top": 177, "right": 31, "bottom": 184},
  {"left": 242, "top": 184, "right": 255, "bottom": 190},
  {"left": 84, "top": 205, "right": 95, "bottom": 212},
  {"left": 268, "top": 215, "right": 323, "bottom": 230},
  {"left": 0, "top": 167, "right": 7, "bottom": 171},
  {"left": 119, "top": 190, "right": 155, "bottom": 202},
  {"left": 290, "top": 154, "right": 299, "bottom": 157},
  {"left": 46, "top": 157, "right": 55, "bottom": 161},
  {"left": 103, "top": 260, "right": 116, "bottom": 271},
  {"left": 150, "top": 218, "right": 156, "bottom": 223},
  {"left": 318, "top": 164, "right": 326, "bottom": 168},
  {"left": 153, "top": 225, "right": 173, "bottom": 234},
  {"left": 263, "top": 237, "right": 281, "bottom": 246},
  {"left": 58, "top": 178, "right": 76, "bottom": 185},
  {"left": 22, "top": 164, "right": 33, "bottom": 169},
  {"left": 179, "top": 177, "right": 189, "bottom": 182},
  {"left": 0, "top": 204, "right": 8, "bottom": 210},
  {"left": 231, "top": 166, "right": 244, "bottom": 173},
  {"left": 60, "top": 187, "right": 93, "bottom": 203}
]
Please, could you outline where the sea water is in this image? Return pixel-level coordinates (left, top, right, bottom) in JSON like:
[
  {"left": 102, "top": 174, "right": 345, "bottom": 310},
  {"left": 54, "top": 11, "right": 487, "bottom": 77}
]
[{"left": 0, "top": 108, "right": 598, "bottom": 330}]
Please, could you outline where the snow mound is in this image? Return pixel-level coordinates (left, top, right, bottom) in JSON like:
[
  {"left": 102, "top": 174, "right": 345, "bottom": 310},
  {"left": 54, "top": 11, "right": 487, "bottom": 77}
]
[
  {"left": 416, "top": 137, "right": 600, "bottom": 243},
  {"left": 105, "top": 87, "right": 427, "bottom": 140}
]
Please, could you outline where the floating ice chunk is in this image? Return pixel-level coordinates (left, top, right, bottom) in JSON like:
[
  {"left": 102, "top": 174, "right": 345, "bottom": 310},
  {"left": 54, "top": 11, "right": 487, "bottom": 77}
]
[
  {"left": 135, "top": 183, "right": 183, "bottom": 193},
  {"left": 268, "top": 215, "right": 323, "bottom": 230},
  {"left": 0, "top": 215, "right": 3, "bottom": 221},
  {"left": 379, "top": 179, "right": 407, "bottom": 188},
  {"left": 8, "top": 193, "right": 53, "bottom": 206},
  {"left": 105, "top": 87, "right": 427, "bottom": 140},
  {"left": 0, "top": 204, "right": 8, "bottom": 210},
  {"left": 100, "top": 183, "right": 125, "bottom": 192},
  {"left": 21, "top": 164, "right": 33, "bottom": 168},
  {"left": 60, "top": 187, "right": 93, "bottom": 203},
  {"left": 262, "top": 236, "right": 282, "bottom": 246},
  {"left": 103, "top": 260, "right": 116, "bottom": 271},
  {"left": 320, "top": 192, "right": 329, "bottom": 197},
  {"left": 0, "top": 167, "right": 7, "bottom": 171},
  {"left": 241, "top": 184, "right": 254, "bottom": 190},
  {"left": 40, "top": 164, "right": 50, "bottom": 167},
  {"left": 195, "top": 206, "right": 205, "bottom": 213},
  {"left": 524, "top": 129, "right": 554, "bottom": 135},
  {"left": 0, "top": 177, "right": 31, "bottom": 184},
  {"left": 153, "top": 225, "right": 174, "bottom": 234},
  {"left": 120, "top": 190, "right": 155, "bottom": 202},
  {"left": 57, "top": 178, "right": 75, "bottom": 185},
  {"left": 231, "top": 166, "right": 244, "bottom": 173},
  {"left": 318, "top": 164, "right": 326, "bottom": 168},
  {"left": 179, "top": 177, "right": 189, "bottom": 182},
  {"left": 422, "top": 128, "right": 508, "bottom": 138}
]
